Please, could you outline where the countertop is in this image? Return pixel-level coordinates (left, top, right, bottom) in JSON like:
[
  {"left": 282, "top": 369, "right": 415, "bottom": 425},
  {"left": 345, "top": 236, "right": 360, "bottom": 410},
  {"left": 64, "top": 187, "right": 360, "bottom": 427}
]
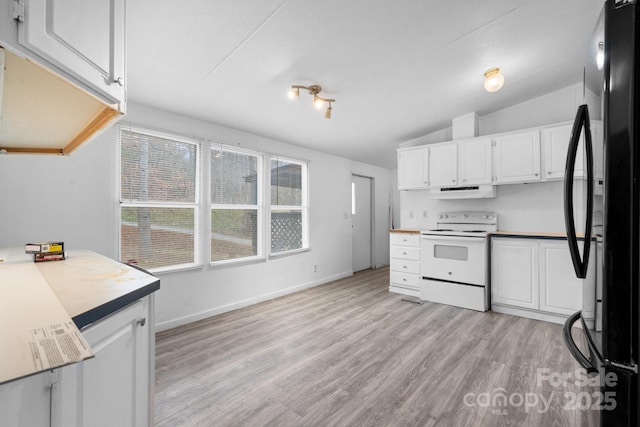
[
  {"left": 0, "top": 248, "right": 159, "bottom": 384},
  {"left": 491, "top": 231, "right": 593, "bottom": 239},
  {"left": 389, "top": 229, "right": 592, "bottom": 239}
]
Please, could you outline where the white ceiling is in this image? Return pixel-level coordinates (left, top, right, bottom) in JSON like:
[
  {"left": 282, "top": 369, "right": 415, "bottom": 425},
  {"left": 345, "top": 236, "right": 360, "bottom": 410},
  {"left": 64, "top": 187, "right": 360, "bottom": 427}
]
[{"left": 127, "top": 0, "right": 604, "bottom": 169}]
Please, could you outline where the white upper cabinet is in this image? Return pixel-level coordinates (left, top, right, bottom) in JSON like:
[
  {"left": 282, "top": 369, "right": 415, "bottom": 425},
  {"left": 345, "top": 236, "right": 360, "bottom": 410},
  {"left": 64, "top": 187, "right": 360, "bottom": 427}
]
[
  {"left": 492, "top": 131, "right": 541, "bottom": 184},
  {"left": 397, "top": 146, "right": 429, "bottom": 189},
  {"left": 542, "top": 120, "right": 603, "bottom": 181},
  {"left": 17, "top": 0, "right": 126, "bottom": 111},
  {"left": 458, "top": 137, "right": 492, "bottom": 185},
  {"left": 542, "top": 124, "right": 583, "bottom": 179},
  {"left": 0, "top": 0, "right": 125, "bottom": 154},
  {"left": 429, "top": 143, "right": 458, "bottom": 187}
]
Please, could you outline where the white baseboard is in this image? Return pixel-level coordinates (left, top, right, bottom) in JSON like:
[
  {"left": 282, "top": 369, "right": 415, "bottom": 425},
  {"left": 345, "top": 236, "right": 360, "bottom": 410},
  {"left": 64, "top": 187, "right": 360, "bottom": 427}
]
[{"left": 156, "top": 270, "right": 353, "bottom": 332}]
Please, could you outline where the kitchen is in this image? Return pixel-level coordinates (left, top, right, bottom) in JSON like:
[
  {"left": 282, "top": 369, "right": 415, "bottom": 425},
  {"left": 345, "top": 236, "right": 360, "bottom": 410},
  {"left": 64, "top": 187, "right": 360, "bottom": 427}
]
[{"left": 0, "top": 0, "right": 635, "bottom": 426}]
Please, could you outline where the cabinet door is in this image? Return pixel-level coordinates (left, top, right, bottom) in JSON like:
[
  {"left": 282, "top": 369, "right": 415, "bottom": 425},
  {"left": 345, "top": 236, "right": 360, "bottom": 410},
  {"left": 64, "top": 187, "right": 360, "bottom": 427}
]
[
  {"left": 429, "top": 143, "right": 457, "bottom": 187},
  {"left": 493, "top": 131, "right": 541, "bottom": 184},
  {"left": 18, "top": 0, "right": 126, "bottom": 109},
  {"left": 398, "top": 147, "right": 429, "bottom": 189},
  {"left": 542, "top": 125, "right": 584, "bottom": 180},
  {"left": 0, "top": 370, "right": 53, "bottom": 427},
  {"left": 539, "top": 241, "right": 594, "bottom": 316},
  {"left": 491, "top": 238, "right": 539, "bottom": 309},
  {"left": 458, "top": 138, "right": 492, "bottom": 185},
  {"left": 57, "top": 299, "right": 150, "bottom": 427}
]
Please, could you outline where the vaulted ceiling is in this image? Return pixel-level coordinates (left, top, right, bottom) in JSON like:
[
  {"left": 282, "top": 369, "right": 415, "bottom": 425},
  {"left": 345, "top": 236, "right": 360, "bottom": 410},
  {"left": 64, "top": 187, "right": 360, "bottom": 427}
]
[{"left": 127, "top": 0, "right": 604, "bottom": 169}]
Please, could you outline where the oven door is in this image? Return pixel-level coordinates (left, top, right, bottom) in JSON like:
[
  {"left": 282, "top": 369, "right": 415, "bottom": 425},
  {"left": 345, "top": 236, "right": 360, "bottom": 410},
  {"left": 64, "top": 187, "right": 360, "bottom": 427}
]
[{"left": 420, "top": 235, "right": 487, "bottom": 286}]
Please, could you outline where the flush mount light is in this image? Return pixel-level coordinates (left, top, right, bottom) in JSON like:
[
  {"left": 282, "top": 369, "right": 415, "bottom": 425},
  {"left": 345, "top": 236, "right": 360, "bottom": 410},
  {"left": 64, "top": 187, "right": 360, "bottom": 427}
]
[
  {"left": 289, "top": 84, "right": 335, "bottom": 119},
  {"left": 483, "top": 67, "right": 505, "bottom": 92}
]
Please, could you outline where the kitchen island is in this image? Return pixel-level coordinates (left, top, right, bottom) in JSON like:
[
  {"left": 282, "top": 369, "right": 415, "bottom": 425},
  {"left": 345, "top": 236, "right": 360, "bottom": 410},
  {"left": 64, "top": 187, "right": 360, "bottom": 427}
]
[{"left": 0, "top": 249, "right": 160, "bottom": 427}]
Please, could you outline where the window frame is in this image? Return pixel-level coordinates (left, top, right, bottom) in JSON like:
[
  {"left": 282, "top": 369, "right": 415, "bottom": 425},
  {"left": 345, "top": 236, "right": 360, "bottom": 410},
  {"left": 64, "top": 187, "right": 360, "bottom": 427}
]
[
  {"left": 117, "top": 125, "right": 310, "bottom": 272},
  {"left": 209, "top": 144, "right": 265, "bottom": 266},
  {"left": 117, "top": 126, "right": 202, "bottom": 273},
  {"left": 268, "top": 156, "right": 310, "bottom": 257}
]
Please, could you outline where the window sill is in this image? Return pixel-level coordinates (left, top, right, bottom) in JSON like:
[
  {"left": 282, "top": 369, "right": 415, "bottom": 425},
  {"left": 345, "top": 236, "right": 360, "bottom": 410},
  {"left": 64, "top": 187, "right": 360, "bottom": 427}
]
[
  {"left": 269, "top": 247, "right": 310, "bottom": 259},
  {"left": 210, "top": 255, "right": 267, "bottom": 269}
]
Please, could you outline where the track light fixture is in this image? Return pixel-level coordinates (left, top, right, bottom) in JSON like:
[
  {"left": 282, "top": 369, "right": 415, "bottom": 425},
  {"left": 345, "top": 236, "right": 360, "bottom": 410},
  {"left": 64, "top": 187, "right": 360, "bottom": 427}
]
[{"left": 289, "top": 84, "right": 335, "bottom": 119}]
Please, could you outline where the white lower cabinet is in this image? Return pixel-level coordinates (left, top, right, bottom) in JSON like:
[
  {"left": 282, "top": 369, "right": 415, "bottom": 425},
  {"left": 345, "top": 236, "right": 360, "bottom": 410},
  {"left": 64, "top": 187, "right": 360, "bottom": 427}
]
[
  {"left": 0, "top": 295, "right": 155, "bottom": 427},
  {"left": 389, "top": 232, "right": 421, "bottom": 297},
  {"left": 55, "top": 296, "right": 154, "bottom": 427},
  {"left": 491, "top": 237, "right": 595, "bottom": 324},
  {"left": 0, "top": 370, "right": 53, "bottom": 427}
]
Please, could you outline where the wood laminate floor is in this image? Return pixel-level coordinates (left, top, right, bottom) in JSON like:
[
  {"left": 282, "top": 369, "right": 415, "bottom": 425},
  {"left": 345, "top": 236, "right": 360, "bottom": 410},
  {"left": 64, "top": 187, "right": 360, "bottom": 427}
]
[{"left": 155, "top": 267, "right": 600, "bottom": 426}]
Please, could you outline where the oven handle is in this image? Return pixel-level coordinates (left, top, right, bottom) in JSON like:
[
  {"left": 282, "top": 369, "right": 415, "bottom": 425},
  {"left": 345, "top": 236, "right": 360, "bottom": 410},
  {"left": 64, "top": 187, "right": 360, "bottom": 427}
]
[{"left": 420, "top": 235, "right": 486, "bottom": 242}]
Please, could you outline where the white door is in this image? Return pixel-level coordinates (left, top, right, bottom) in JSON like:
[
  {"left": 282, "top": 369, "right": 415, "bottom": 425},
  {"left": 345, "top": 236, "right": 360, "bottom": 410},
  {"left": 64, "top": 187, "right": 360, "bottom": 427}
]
[
  {"left": 352, "top": 175, "right": 372, "bottom": 272},
  {"left": 420, "top": 235, "right": 486, "bottom": 286}
]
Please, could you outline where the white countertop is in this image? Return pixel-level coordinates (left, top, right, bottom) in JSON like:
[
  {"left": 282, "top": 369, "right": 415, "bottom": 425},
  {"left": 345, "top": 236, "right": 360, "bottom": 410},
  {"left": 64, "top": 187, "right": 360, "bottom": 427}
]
[{"left": 0, "top": 248, "right": 159, "bottom": 385}]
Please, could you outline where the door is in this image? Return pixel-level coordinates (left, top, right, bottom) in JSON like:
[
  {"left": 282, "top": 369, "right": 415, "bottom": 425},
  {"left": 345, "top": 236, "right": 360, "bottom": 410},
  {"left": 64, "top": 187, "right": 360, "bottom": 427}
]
[
  {"left": 420, "top": 235, "right": 486, "bottom": 286},
  {"left": 352, "top": 175, "right": 372, "bottom": 272},
  {"left": 542, "top": 124, "right": 585, "bottom": 179}
]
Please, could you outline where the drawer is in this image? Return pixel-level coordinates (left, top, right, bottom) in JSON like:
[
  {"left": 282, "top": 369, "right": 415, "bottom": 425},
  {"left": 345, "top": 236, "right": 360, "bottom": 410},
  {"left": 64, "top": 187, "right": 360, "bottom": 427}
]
[
  {"left": 390, "top": 271, "right": 420, "bottom": 289},
  {"left": 390, "top": 246, "right": 420, "bottom": 260},
  {"left": 390, "top": 233, "right": 420, "bottom": 247},
  {"left": 391, "top": 258, "right": 420, "bottom": 274}
]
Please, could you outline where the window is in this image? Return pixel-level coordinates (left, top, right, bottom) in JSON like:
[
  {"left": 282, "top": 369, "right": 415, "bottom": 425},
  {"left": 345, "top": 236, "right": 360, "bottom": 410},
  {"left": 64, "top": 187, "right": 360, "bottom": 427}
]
[
  {"left": 270, "top": 158, "right": 308, "bottom": 254},
  {"left": 210, "top": 147, "right": 262, "bottom": 263},
  {"left": 118, "top": 127, "right": 309, "bottom": 271},
  {"left": 118, "top": 128, "right": 200, "bottom": 271}
]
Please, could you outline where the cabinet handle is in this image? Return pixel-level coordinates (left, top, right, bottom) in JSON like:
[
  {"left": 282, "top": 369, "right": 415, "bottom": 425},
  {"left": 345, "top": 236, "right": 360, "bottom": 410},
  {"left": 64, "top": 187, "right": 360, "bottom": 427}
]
[
  {"left": 548, "top": 171, "right": 552, "bottom": 175},
  {"left": 113, "top": 76, "right": 124, "bottom": 86},
  {"left": 403, "top": 265, "right": 407, "bottom": 269},
  {"left": 534, "top": 173, "right": 539, "bottom": 177},
  {"left": 402, "top": 252, "right": 407, "bottom": 255},
  {"left": 452, "top": 179, "right": 456, "bottom": 183},
  {"left": 137, "top": 318, "right": 146, "bottom": 327}
]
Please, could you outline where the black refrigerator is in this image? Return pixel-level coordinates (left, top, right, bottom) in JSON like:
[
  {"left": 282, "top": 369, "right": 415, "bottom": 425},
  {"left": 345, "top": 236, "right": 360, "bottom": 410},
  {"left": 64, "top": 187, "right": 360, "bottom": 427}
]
[{"left": 563, "top": 0, "right": 640, "bottom": 426}]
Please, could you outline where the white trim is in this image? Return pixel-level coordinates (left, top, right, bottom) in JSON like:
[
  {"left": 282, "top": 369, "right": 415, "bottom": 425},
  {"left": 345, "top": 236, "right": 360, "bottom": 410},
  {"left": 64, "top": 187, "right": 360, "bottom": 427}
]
[{"left": 155, "top": 270, "right": 353, "bottom": 332}]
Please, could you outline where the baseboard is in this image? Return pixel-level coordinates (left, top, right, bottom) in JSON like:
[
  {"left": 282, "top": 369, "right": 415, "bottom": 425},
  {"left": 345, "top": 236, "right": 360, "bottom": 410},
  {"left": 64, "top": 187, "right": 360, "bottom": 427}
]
[{"left": 156, "top": 270, "right": 353, "bottom": 332}]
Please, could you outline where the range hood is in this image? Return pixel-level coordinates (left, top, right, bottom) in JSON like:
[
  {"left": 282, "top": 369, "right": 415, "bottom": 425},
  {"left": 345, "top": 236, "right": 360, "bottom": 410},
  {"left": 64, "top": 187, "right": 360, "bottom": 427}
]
[
  {"left": 430, "top": 185, "right": 497, "bottom": 199},
  {"left": 0, "top": 47, "right": 120, "bottom": 155}
]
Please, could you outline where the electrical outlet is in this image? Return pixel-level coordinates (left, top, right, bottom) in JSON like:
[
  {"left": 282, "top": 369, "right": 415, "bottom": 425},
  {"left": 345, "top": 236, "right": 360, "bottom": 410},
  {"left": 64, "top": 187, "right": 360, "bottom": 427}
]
[
  {"left": 409, "top": 211, "right": 414, "bottom": 219},
  {"left": 314, "top": 265, "right": 318, "bottom": 273},
  {"left": 423, "top": 210, "right": 428, "bottom": 219}
]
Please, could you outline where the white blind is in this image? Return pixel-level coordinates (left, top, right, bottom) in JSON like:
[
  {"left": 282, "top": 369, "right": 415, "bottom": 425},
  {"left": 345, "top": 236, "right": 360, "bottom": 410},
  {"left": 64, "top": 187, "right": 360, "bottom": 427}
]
[
  {"left": 210, "top": 147, "right": 262, "bottom": 263},
  {"left": 119, "top": 128, "right": 199, "bottom": 271}
]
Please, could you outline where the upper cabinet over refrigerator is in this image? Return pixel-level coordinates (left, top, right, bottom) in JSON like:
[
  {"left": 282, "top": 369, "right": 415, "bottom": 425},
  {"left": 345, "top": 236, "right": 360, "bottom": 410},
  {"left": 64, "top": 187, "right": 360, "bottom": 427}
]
[{"left": 0, "top": 0, "right": 126, "bottom": 155}]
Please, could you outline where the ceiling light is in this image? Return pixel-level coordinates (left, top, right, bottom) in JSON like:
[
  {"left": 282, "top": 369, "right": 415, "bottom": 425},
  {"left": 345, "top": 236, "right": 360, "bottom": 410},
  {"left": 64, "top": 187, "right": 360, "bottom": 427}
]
[
  {"left": 596, "top": 41, "right": 604, "bottom": 70},
  {"left": 483, "top": 67, "right": 505, "bottom": 92},
  {"left": 290, "top": 84, "right": 335, "bottom": 119},
  {"left": 288, "top": 87, "right": 300, "bottom": 99}
]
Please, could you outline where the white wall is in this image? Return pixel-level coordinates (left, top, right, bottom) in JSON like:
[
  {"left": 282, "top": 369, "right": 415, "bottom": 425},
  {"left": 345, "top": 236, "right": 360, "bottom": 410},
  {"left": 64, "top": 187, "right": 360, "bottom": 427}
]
[
  {"left": 395, "top": 83, "right": 596, "bottom": 233},
  {"left": 0, "top": 103, "right": 391, "bottom": 331}
]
